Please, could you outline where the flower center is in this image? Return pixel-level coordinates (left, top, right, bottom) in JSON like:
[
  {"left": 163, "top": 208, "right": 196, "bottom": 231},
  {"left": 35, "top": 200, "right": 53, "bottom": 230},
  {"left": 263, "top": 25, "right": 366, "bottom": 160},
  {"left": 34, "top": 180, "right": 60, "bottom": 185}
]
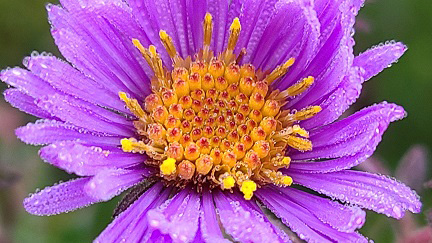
[{"left": 119, "top": 13, "right": 321, "bottom": 200}]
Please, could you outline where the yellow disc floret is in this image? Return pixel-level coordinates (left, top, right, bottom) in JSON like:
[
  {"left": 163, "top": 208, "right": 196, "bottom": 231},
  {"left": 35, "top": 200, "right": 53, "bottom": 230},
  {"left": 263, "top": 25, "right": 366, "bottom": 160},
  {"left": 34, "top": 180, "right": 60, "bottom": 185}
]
[{"left": 119, "top": 13, "right": 321, "bottom": 200}]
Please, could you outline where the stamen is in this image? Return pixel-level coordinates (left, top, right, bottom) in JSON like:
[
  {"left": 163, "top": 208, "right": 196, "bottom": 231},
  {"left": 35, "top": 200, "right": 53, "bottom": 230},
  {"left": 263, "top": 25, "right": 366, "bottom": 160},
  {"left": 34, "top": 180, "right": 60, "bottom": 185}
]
[
  {"left": 265, "top": 58, "right": 295, "bottom": 84},
  {"left": 203, "top": 13, "right": 213, "bottom": 47},
  {"left": 118, "top": 92, "right": 146, "bottom": 119},
  {"left": 287, "top": 76, "right": 314, "bottom": 96},
  {"left": 159, "top": 30, "right": 178, "bottom": 58},
  {"left": 294, "top": 106, "right": 322, "bottom": 121},
  {"left": 227, "top": 17, "right": 241, "bottom": 51},
  {"left": 286, "top": 135, "right": 312, "bottom": 151}
]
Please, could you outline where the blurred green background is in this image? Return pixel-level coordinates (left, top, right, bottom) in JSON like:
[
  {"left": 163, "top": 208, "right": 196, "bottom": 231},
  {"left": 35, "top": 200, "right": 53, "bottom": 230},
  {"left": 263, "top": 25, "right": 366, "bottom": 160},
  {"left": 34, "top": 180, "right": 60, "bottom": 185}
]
[{"left": 0, "top": 0, "right": 431, "bottom": 242}]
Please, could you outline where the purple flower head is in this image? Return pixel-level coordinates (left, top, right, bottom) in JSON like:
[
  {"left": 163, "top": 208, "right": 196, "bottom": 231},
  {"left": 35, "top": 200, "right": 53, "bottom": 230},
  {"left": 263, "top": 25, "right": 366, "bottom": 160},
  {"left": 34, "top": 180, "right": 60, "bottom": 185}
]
[{"left": 1, "top": 0, "right": 422, "bottom": 242}]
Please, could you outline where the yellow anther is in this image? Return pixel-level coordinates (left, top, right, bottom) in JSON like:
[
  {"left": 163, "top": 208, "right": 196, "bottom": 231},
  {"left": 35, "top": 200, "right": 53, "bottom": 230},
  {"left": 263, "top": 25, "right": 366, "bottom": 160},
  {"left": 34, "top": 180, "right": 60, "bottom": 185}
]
[
  {"left": 266, "top": 58, "right": 295, "bottom": 84},
  {"left": 120, "top": 138, "right": 134, "bottom": 152},
  {"left": 227, "top": 17, "right": 241, "bottom": 51},
  {"left": 241, "top": 180, "right": 257, "bottom": 200},
  {"left": 293, "top": 106, "right": 322, "bottom": 121},
  {"left": 119, "top": 92, "right": 146, "bottom": 119},
  {"left": 292, "top": 125, "right": 309, "bottom": 138},
  {"left": 287, "top": 76, "right": 314, "bottom": 96},
  {"left": 159, "top": 30, "right": 177, "bottom": 58},
  {"left": 222, "top": 176, "right": 235, "bottom": 189},
  {"left": 160, "top": 158, "right": 177, "bottom": 175},
  {"left": 286, "top": 135, "right": 312, "bottom": 151},
  {"left": 203, "top": 13, "right": 213, "bottom": 47},
  {"left": 281, "top": 176, "right": 293, "bottom": 186}
]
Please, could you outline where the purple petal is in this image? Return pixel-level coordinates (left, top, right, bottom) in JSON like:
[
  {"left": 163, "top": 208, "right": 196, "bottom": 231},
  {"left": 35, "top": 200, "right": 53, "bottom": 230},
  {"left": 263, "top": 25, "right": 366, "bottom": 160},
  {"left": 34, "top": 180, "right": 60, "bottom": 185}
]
[
  {"left": 47, "top": 4, "right": 150, "bottom": 99},
  {"left": 354, "top": 42, "right": 407, "bottom": 82},
  {"left": 3, "top": 89, "right": 54, "bottom": 119},
  {"left": 1, "top": 67, "right": 58, "bottom": 99},
  {"left": 25, "top": 55, "right": 130, "bottom": 114},
  {"left": 206, "top": 0, "right": 230, "bottom": 54},
  {"left": 286, "top": 0, "right": 359, "bottom": 109},
  {"left": 39, "top": 141, "right": 143, "bottom": 176},
  {"left": 213, "top": 190, "right": 287, "bottom": 242},
  {"left": 256, "top": 187, "right": 368, "bottom": 242},
  {"left": 251, "top": 0, "right": 320, "bottom": 73},
  {"left": 200, "top": 191, "right": 230, "bottom": 243},
  {"left": 95, "top": 183, "right": 171, "bottom": 243},
  {"left": 290, "top": 103, "right": 405, "bottom": 161},
  {"left": 16, "top": 120, "right": 122, "bottom": 146},
  {"left": 264, "top": 186, "right": 365, "bottom": 233},
  {"left": 300, "top": 66, "right": 363, "bottom": 130},
  {"left": 290, "top": 170, "right": 422, "bottom": 219},
  {"left": 300, "top": 43, "right": 406, "bottom": 130},
  {"left": 147, "top": 187, "right": 201, "bottom": 242},
  {"left": 36, "top": 93, "right": 134, "bottom": 136},
  {"left": 84, "top": 168, "right": 151, "bottom": 201},
  {"left": 24, "top": 177, "right": 100, "bottom": 216}
]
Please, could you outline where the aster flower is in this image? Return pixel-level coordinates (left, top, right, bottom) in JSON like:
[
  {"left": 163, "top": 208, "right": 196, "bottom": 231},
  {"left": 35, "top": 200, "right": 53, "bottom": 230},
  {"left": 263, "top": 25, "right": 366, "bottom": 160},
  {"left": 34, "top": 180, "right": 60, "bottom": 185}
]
[{"left": 1, "top": 0, "right": 422, "bottom": 242}]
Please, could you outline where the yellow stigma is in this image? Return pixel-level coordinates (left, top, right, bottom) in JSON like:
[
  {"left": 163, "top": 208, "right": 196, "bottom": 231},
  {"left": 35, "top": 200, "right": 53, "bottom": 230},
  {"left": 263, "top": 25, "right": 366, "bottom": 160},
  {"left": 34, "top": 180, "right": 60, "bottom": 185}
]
[
  {"left": 281, "top": 176, "right": 293, "bottom": 186},
  {"left": 160, "top": 158, "right": 177, "bottom": 175},
  {"left": 120, "top": 138, "right": 134, "bottom": 152},
  {"left": 240, "top": 180, "right": 257, "bottom": 200},
  {"left": 222, "top": 176, "right": 235, "bottom": 189},
  {"left": 124, "top": 14, "right": 322, "bottom": 197}
]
